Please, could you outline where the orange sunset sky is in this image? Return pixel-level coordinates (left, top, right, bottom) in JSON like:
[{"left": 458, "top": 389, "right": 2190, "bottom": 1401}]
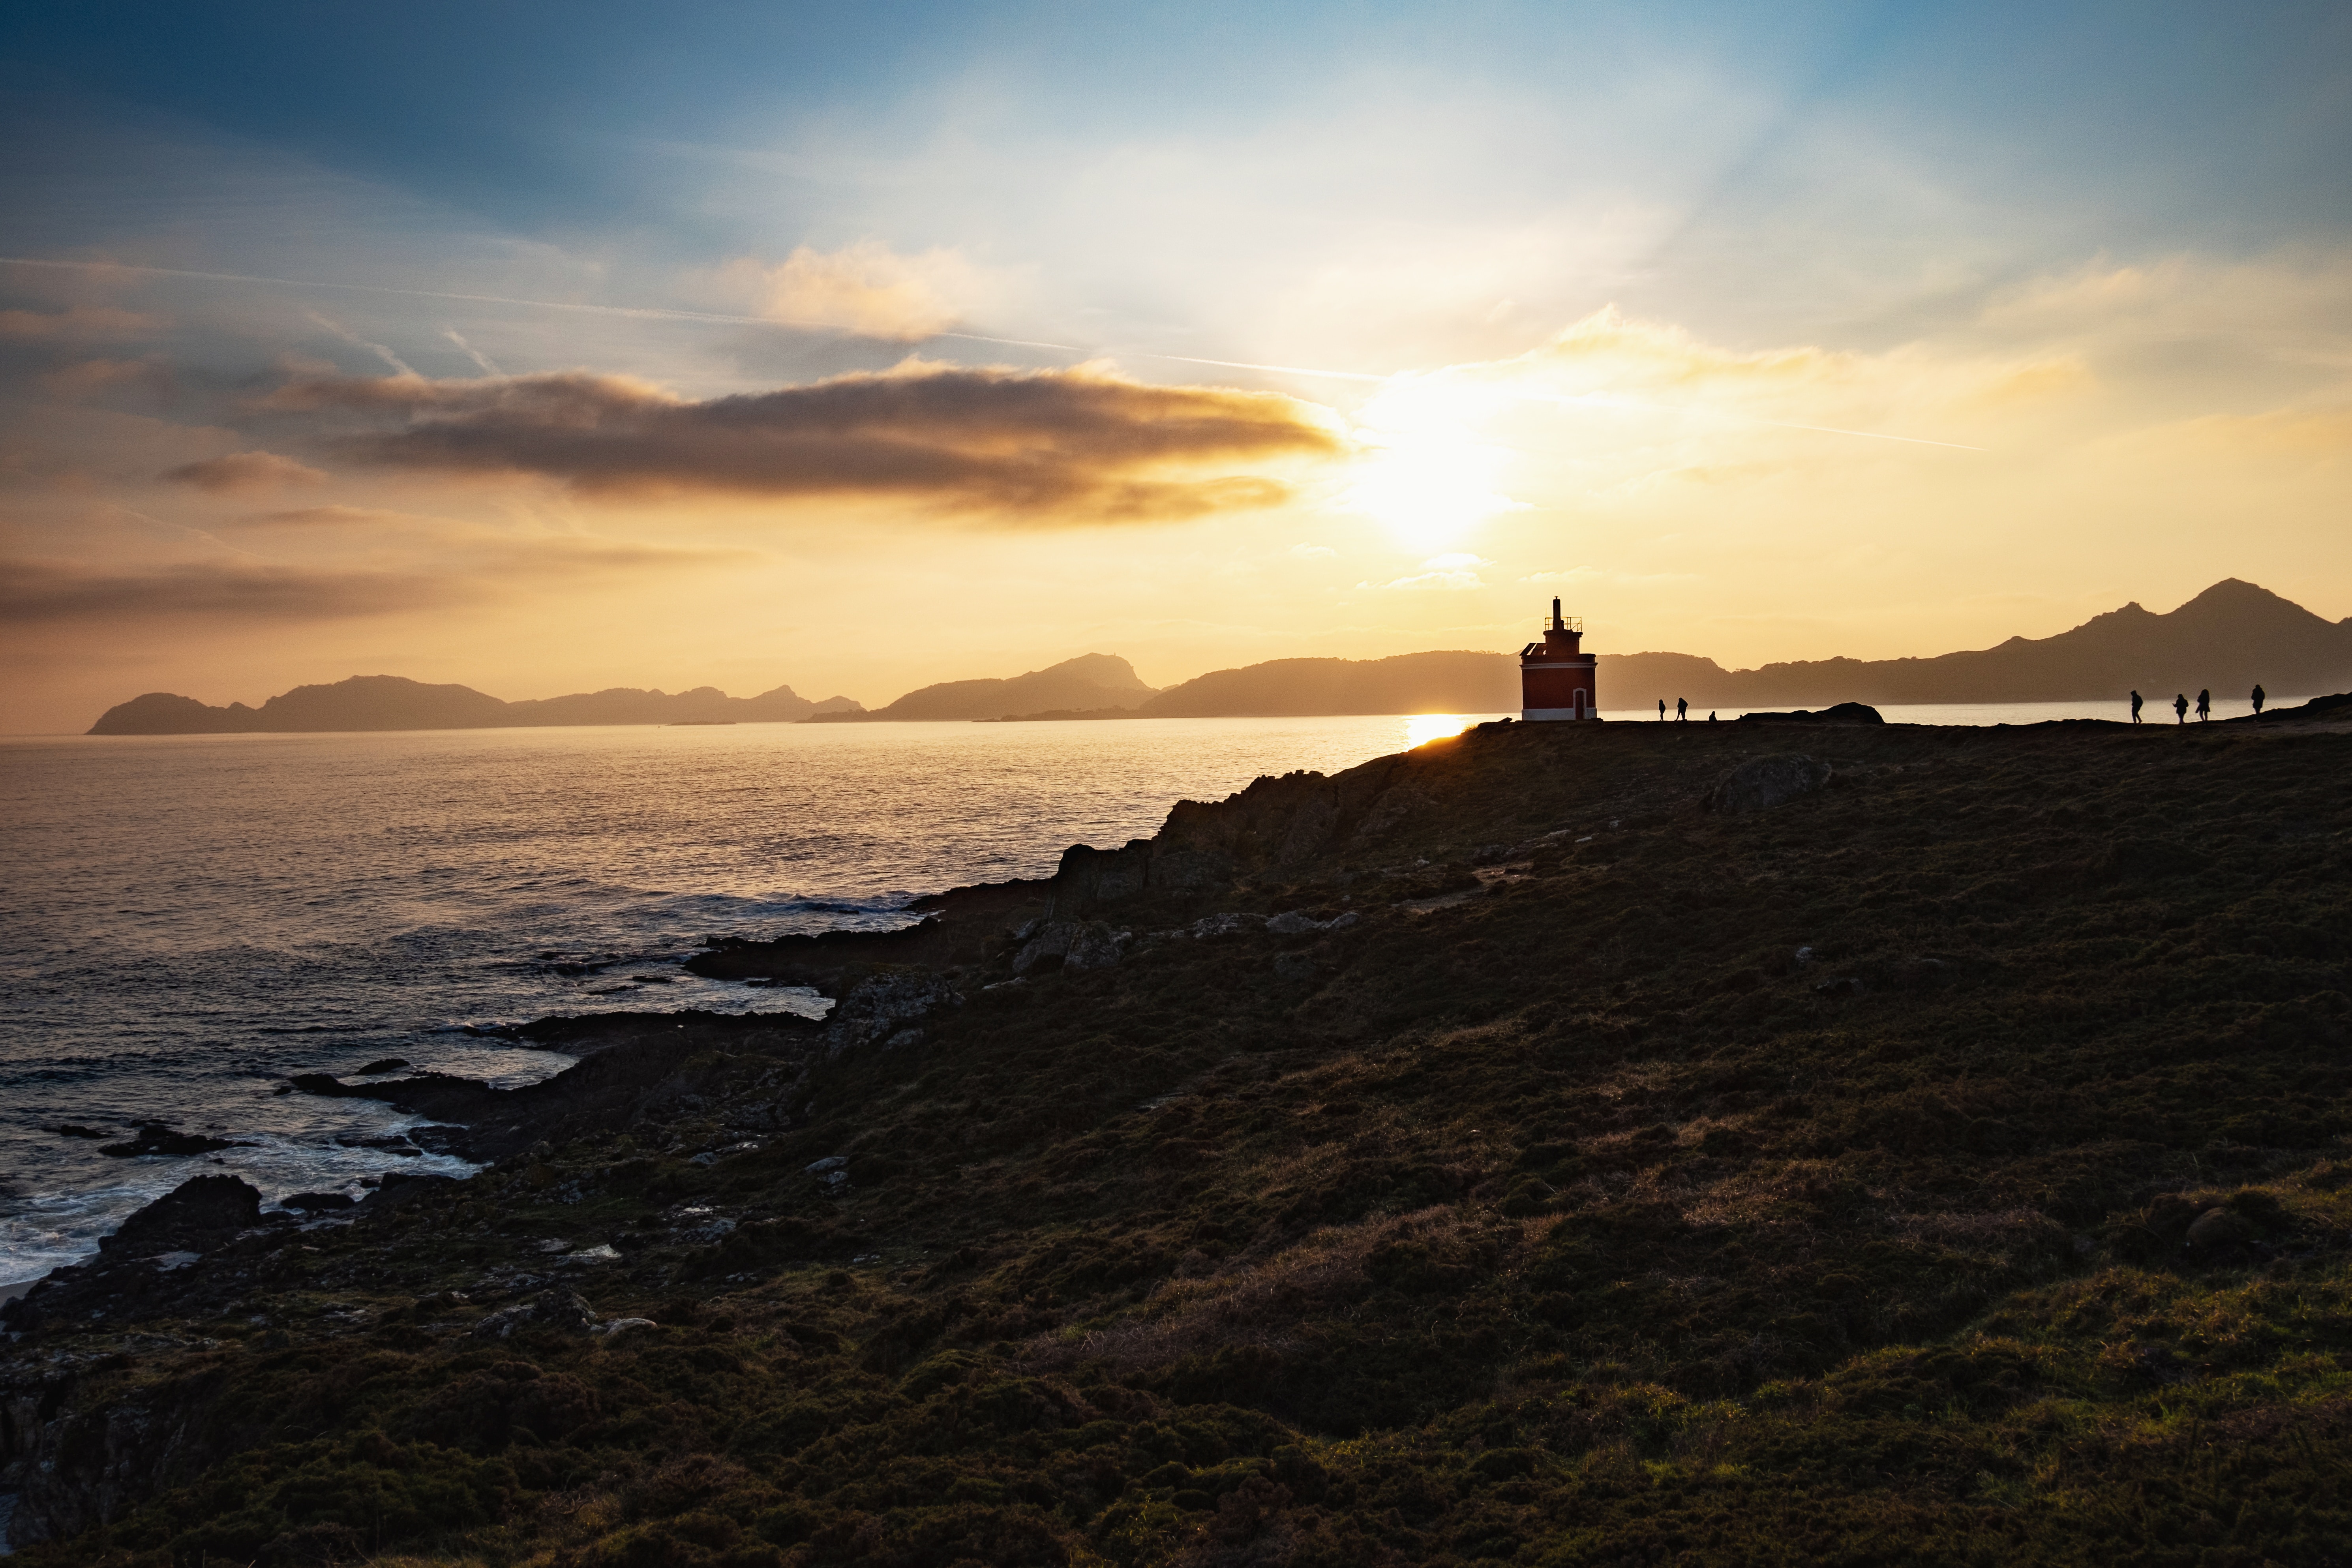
[{"left": 3, "top": 2, "right": 2348, "bottom": 731}]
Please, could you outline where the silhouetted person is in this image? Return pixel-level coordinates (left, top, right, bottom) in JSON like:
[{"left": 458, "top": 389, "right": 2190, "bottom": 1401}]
[
  {"left": 1709, "top": 711, "right": 1718, "bottom": 722},
  {"left": 2174, "top": 693, "right": 2188, "bottom": 724},
  {"left": 2129, "top": 690, "right": 2143, "bottom": 724},
  {"left": 2253, "top": 683, "right": 2266, "bottom": 715},
  {"left": 1676, "top": 697, "right": 1688, "bottom": 721},
  {"left": 1658, "top": 698, "right": 1666, "bottom": 721},
  {"left": 2196, "top": 688, "right": 2211, "bottom": 722}
]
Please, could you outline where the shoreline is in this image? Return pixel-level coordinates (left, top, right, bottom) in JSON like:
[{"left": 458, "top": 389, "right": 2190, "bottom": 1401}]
[
  {"left": 13, "top": 693, "right": 2352, "bottom": 1295},
  {"left": 14, "top": 695, "right": 2352, "bottom": 1292}
]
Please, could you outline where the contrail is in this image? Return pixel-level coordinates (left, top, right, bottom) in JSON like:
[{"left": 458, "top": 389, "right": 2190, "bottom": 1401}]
[
  {"left": 442, "top": 327, "right": 502, "bottom": 376},
  {"left": 0, "top": 255, "right": 1082, "bottom": 353},
  {"left": 2, "top": 253, "right": 1984, "bottom": 449},
  {"left": 302, "top": 308, "right": 415, "bottom": 377}
]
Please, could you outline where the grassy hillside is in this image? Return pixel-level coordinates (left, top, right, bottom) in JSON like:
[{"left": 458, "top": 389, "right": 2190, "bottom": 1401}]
[{"left": 7, "top": 714, "right": 2351, "bottom": 1566}]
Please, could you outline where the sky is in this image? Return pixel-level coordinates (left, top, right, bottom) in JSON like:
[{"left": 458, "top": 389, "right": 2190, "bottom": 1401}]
[{"left": 3, "top": 0, "right": 2349, "bottom": 731}]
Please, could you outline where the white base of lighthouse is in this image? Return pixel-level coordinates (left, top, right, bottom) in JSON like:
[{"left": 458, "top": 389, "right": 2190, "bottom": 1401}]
[{"left": 1521, "top": 706, "right": 1599, "bottom": 722}]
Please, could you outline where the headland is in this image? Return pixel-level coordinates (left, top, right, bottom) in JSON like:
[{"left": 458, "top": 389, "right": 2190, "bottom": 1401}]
[{"left": 6, "top": 697, "right": 2350, "bottom": 1563}]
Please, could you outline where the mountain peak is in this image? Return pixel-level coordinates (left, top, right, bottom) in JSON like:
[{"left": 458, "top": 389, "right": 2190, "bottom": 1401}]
[{"left": 1034, "top": 653, "right": 1153, "bottom": 693}]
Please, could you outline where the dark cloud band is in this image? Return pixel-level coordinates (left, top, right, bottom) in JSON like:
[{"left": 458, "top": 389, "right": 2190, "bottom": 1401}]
[
  {"left": 0, "top": 559, "right": 462, "bottom": 625},
  {"left": 264, "top": 364, "right": 1344, "bottom": 521}
]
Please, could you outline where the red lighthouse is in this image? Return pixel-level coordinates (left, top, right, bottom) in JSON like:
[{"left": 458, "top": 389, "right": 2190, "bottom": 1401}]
[{"left": 1520, "top": 598, "right": 1598, "bottom": 721}]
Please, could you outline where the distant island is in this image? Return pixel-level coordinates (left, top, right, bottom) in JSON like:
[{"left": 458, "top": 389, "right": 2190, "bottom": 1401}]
[
  {"left": 84, "top": 579, "right": 2352, "bottom": 735},
  {"left": 88, "top": 677, "right": 864, "bottom": 735},
  {"left": 801, "top": 653, "right": 1158, "bottom": 722}
]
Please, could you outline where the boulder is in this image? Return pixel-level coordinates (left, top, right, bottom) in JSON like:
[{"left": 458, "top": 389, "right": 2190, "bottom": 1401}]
[
  {"left": 2185, "top": 1208, "right": 2254, "bottom": 1249},
  {"left": 471, "top": 1287, "right": 599, "bottom": 1339},
  {"left": 1710, "top": 754, "right": 1832, "bottom": 813},
  {"left": 99, "top": 1174, "right": 263, "bottom": 1258},
  {"left": 1735, "top": 702, "right": 1884, "bottom": 725}
]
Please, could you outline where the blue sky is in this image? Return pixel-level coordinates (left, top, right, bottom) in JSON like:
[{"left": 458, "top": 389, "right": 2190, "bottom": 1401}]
[
  {"left": 11, "top": 2, "right": 2346, "bottom": 333},
  {"left": 3, "top": 2, "right": 2349, "bottom": 730}
]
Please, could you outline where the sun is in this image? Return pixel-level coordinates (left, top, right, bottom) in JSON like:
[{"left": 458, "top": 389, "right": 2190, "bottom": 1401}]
[{"left": 1339, "top": 379, "right": 1528, "bottom": 552}]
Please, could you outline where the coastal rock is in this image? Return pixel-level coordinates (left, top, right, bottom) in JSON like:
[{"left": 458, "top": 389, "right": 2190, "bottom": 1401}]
[
  {"left": 354, "top": 1058, "right": 410, "bottom": 1076},
  {"left": 1011, "top": 920, "right": 1130, "bottom": 975},
  {"left": 279, "top": 1191, "right": 357, "bottom": 1212},
  {"left": 98, "top": 1124, "right": 247, "bottom": 1158},
  {"left": 1063, "top": 923, "right": 1131, "bottom": 972},
  {"left": 1351, "top": 783, "right": 1437, "bottom": 846},
  {"left": 1043, "top": 838, "right": 1241, "bottom": 918},
  {"left": 1268, "top": 910, "right": 1360, "bottom": 936},
  {"left": 99, "top": 1174, "right": 263, "bottom": 1257},
  {"left": 822, "top": 971, "right": 965, "bottom": 1057},
  {"left": 1735, "top": 702, "right": 1885, "bottom": 725},
  {"left": 1710, "top": 754, "right": 1832, "bottom": 813},
  {"left": 1185, "top": 913, "right": 1268, "bottom": 940}
]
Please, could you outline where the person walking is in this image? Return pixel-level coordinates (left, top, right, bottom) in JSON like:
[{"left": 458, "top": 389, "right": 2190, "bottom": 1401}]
[
  {"left": 2130, "top": 690, "right": 2144, "bottom": 724},
  {"left": 1676, "top": 697, "right": 1688, "bottom": 722},
  {"left": 2196, "top": 688, "right": 2211, "bottom": 722},
  {"left": 2174, "top": 693, "right": 2189, "bottom": 724},
  {"left": 1658, "top": 698, "right": 1667, "bottom": 721},
  {"left": 2253, "top": 683, "right": 2266, "bottom": 715}
]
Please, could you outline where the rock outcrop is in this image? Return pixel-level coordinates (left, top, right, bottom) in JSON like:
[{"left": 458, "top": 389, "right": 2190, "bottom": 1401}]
[
  {"left": 1735, "top": 702, "right": 1884, "bottom": 725},
  {"left": 1710, "top": 754, "right": 1832, "bottom": 813},
  {"left": 820, "top": 972, "right": 965, "bottom": 1056}
]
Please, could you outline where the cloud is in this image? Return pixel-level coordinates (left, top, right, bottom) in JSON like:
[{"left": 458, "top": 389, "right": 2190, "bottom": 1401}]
[
  {"left": 0, "top": 559, "right": 465, "bottom": 625},
  {"left": 40, "top": 357, "right": 173, "bottom": 403},
  {"left": 0, "top": 531, "right": 729, "bottom": 630},
  {"left": 705, "top": 242, "right": 987, "bottom": 341},
  {"left": 163, "top": 450, "right": 330, "bottom": 493},
  {"left": 1288, "top": 542, "right": 1337, "bottom": 558},
  {"left": 237, "top": 504, "right": 420, "bottom": 527},
  {"left": 0, "top": 307, "right": 166, "bottom": 341},
  {"left": 261, "top": 362, "right": 1345, "bottom": 522}
]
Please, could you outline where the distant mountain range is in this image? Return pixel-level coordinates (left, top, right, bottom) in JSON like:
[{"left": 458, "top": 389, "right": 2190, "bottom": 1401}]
[
  {"left": 805, "top": 654, "right": 1156, "bottom": 722},
  {"left": 1602, "top": 579, "right": 2352, "bottom": 707},
  {"left": 88, "top": 677, "right": 863, "bottom": 735},
  {"left": 1133, "top": 651, "right": 1516, "bottom": 718},
  {"left": 83, "top": 580, "right": 2351, "bottom": 735}
]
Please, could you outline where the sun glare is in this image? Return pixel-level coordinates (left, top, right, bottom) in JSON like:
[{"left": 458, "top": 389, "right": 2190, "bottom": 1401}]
[
  {"left": 1341, "top": 379, "right": 1528, "bottom": 552},
  {"left": 1405, "top": 713, "right": 1479, "bottom": 747}
]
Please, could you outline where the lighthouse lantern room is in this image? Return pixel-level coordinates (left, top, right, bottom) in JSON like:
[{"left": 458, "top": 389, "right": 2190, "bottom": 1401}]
[{"left": 1520, "top": 598, "right": 1598, "bottom": 721}]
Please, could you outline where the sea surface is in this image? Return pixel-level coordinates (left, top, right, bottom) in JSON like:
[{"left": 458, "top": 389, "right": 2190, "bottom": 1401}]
[{"left": 0, "top": 698, "right": 2277, "bottom": 1285}]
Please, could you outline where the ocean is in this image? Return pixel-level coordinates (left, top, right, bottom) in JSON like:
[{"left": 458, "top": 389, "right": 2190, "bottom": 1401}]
[{"left": 0, "top": 697, "right": 2277, "bottom": 1286}]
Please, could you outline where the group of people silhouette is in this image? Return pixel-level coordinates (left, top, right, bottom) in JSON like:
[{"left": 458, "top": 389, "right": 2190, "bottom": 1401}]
[
  {"left": 2129, "top": 685, "right": 2265, "bottom": 724},
  {"left": 1641, "top": 687, "right": 2275, "bottom": 725}
]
